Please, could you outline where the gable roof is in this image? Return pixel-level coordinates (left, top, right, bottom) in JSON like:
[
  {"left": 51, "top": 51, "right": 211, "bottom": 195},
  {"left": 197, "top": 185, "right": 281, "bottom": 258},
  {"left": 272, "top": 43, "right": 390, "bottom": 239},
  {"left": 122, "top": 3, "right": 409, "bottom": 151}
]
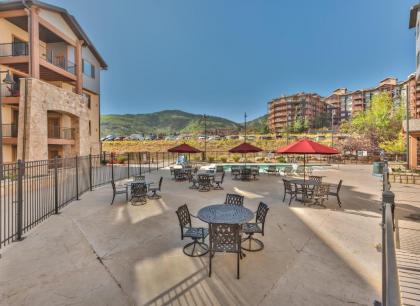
[{"left": 0, "top": 0, "right": 107, "bottom": 69}]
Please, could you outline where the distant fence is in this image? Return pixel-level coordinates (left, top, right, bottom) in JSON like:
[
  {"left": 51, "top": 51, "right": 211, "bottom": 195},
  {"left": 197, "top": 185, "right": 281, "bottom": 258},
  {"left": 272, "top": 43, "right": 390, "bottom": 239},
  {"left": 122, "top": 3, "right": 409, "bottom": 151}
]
[{"left": 0, "top": 152, "right": 176, "bottom": 249}]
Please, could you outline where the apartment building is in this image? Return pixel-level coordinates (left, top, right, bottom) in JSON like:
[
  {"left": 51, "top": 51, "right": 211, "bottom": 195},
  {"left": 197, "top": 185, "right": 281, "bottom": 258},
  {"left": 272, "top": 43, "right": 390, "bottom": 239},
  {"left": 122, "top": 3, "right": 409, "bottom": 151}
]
[
  {"left": 407, "top": 5, "right": 420, "bottom": 169},
  {"left": 0, "top": 0, "right": 107, "bottom": 162},
  {"left": 267, "top": 92, "right": 325, "bottom": 133}
]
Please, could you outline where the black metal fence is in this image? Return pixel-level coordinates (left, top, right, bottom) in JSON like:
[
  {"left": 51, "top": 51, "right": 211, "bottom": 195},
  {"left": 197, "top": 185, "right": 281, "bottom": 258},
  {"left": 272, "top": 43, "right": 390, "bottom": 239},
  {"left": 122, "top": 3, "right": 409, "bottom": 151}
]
[{"left": 0, "top": 151, "right": 176, "bottom": 249}]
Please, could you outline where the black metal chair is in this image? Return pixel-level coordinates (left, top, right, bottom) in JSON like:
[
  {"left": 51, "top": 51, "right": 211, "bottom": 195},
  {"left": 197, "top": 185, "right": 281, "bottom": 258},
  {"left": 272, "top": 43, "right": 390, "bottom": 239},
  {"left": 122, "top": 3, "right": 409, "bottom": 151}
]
[
  {"left": 282, "top": 179, "right": 297, "bottom": 205},
  {"left": 110, "top": 180, "right": 128, "bottom": 205},
  {"left": 213, "top": 172, "right": 225, "bottom": 190},
  {"left": 176, "top": 204, "right": 208, "bottom": 257},
  {"left": 134, "top": 175, "right": 145, "bottom": 182},
  {"left": 148, "top": 177, "right": 163, "bottom": 199},
  {"left": 209, "top": 223, "right": 242, "bottom": 279},
  {"left": 130, "top": 182, "right": 148, "bottom": 205},
  {"left": 311, "top": 184, "right": 330, "bottom": 207},
  {"left": 328, "top": 180, "right": 343, "bottom": 207},
  {"left": 250, "top": 166, "right": 259, "bottom": 180},
  {"left": 174, "top": 169, "right": 185, "bottom": 181},
  {"left": 198, "top": 174, "right": 212, "bottom": 192},
  {"left": 242, "top": 202, "right": 269, "bottom": 252},
  {"left": 224, "top": 193, "right": 244, "bottom": 206},
  {"left": 188, "top": 173, "right": 199, "bottom": 189},
  {"left": 266, "top": 165, "right": 278, "bottom": 175},
  {"left": 216, "top": 165, "right": 225, "bottom": 173},
  {"left": 231, "top": 166, "right": 240, "bottom": 179},
  {"left": 307, "top": 175, "right": 323, "bottom": 197},
  {"left": 241, "top": 168, "right": 252, "bottom": 181}
]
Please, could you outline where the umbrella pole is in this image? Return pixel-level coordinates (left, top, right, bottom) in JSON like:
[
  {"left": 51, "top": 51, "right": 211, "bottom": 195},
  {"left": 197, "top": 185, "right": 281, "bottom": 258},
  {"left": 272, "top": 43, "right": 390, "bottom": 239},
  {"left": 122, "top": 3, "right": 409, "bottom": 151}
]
[{"left": 304, "top": 154, "right": 306, "bottom": 182}]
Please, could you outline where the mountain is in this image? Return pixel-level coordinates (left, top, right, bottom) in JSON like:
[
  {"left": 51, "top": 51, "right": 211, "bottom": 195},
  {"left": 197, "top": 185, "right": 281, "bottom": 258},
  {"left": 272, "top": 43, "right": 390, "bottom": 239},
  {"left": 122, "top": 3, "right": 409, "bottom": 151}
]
[
  {"left": 100, "top": 110, "right": 244, "bottom": 136},
  {"left": 245, "top": 115, "right": 268, "bottom": 134}
]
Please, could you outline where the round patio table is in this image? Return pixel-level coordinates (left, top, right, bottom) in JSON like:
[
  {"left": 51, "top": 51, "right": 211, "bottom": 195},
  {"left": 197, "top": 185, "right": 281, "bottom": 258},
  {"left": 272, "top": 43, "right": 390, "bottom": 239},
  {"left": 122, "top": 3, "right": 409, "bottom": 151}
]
[{"left": 197, "top": 204, "right": 254, "bottom": 225}]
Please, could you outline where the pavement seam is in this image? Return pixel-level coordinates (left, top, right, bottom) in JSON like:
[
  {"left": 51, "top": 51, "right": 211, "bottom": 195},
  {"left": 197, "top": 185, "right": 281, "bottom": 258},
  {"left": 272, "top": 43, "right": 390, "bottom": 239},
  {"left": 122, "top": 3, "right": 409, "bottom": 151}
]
[{"left": 66, "top": 214, "right": 134, "bottom": 306}]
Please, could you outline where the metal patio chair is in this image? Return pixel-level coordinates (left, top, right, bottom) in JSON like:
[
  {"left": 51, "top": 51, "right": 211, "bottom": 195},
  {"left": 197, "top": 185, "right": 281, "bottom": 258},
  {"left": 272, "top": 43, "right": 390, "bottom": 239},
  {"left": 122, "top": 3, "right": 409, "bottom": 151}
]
[
  {"left": 213, "top": 172, "right": 225, "bottom": 190},
  {"left": 224, "top": 193, "right": 244, "bottom": 206},
  {"left": 266, "top": 165, "right": 278, "bottom": 175},
  {"left": 231, "top": 166, "right": 241, "bottom": 179},
  {"left": 198, "top": 174, "right": 212, "bottom": 192},
  {"left": 176, "top": 204, "right": 208, "bottom": 257},
  {"left": 328, "top": 180, "right": 343, "bottom": 207},
  {"left": 311, "top": 184, "right": 330, "bottom": 207},
  {"left": 280, "top": 165, "right": 293, "bottom": 176},
  {"left": 188, "top": 173, "right": 199, "bottom": 189},
  {"left": 282, "top": 179, "right": 299, "bottom": 205},
  {"left": 174, "top": 169, "right": 185, "bottom": 181},
  {"left": 241, "top": 168, "right": 252, "bottom": 181},
  {"left": 250, "top": 166, "right": 259, "bottom": 180},
  {"left": 209, "top": 223, "right": 242, "bottom": 279},
  {"left": 130, "top": 182, "right": 148, "bottom": 205},
  {"left": 148, "top": 177, "right": 163, "bottom": 199},
  {"left": 110, "top": 180, "right": 128, "bottom": 205},
  {"left": 242, "top": 202, "right": 269, "bottom": 252},
  {"left": 133, "top": 175, "right": 145, "bottom": 182}
]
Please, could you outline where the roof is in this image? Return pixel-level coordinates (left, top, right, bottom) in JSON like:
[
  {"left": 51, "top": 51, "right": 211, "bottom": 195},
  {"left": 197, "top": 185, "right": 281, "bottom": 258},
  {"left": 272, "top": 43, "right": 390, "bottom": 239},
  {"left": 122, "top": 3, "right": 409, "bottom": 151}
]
[
  {"left": 0, "top": 0, "right": 107, "bottom": 69},
  {"left": 409, "top": 3, "right": 420, "bottom": 28}
]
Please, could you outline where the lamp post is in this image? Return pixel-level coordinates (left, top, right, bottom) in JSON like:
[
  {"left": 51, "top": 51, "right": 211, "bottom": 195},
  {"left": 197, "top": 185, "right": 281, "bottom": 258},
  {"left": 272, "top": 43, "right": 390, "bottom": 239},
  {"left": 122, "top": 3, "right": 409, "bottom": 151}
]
[
  {"left": 331, "top": 108, "right": 335, "bottom": 147},
  {"left": 0, "top": 70, "right": 14, "bottom": 172},
  {"left": 406, "top": 85, "right": 410, "bottom": 169},
  {"left": 203, "top": 114, "right": 207, "bottom": 161},
  {"left": 244, "top": 112, "right": 247, "bottom": 142}
]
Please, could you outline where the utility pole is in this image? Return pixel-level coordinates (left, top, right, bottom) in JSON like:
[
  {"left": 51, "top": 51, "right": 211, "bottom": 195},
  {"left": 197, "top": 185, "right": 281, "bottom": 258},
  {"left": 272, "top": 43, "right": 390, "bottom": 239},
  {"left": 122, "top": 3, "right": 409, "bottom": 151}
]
[
  {"left": 203, "top": 114, "right": 207, "bottom": 161},
  {"left": 331, "top": 108, "right": 335, "bottom": 147},
  {"left": 244, "top": 112, "right": 247, "bottom": 142}
]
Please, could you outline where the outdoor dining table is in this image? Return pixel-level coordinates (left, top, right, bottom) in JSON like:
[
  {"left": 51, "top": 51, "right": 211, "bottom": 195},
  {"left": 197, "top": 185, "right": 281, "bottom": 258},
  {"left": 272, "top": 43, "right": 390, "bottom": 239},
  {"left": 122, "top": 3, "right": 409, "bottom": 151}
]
[
  {"left": 285, "top": 178, "right": 321, "bottom": 202},
  {"left": 197, "top": 204, "right": 254, "bottom": 225},
  {"left": 124, "top": 179, "right": 155, "bottom": 189}
]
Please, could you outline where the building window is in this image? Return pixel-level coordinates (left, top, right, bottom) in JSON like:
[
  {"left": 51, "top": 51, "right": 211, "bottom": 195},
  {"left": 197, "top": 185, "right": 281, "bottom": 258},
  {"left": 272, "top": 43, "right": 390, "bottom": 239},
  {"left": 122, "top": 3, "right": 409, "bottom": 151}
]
[{"left": 82, "top": 59, "right": 96, "bottom": 79}]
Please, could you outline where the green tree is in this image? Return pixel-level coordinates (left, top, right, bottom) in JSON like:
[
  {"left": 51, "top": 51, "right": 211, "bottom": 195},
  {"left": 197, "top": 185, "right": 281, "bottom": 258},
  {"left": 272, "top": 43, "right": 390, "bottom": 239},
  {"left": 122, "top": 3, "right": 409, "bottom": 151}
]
[
  {"left": 293, "top": 118, "right": 303, "bottom": 133},
  {"left": 303, "top": 118, "right": 310, "bottom": 131},
  {"left": 347, "top": 92, "right": 404, "bottom": 151}
]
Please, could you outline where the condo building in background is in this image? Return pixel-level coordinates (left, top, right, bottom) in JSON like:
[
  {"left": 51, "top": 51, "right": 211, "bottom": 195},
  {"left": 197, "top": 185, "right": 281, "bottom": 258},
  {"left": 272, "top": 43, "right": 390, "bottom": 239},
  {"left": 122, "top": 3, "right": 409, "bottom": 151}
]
[
  {"left": 267, "top": 93, "right": 324, "bottom": 134},
  {"left": 0, "top": 0, "right": 107, "bottom": 162},
  {"left": 268, "top": 75, "right": 418, "bottom": 134}
]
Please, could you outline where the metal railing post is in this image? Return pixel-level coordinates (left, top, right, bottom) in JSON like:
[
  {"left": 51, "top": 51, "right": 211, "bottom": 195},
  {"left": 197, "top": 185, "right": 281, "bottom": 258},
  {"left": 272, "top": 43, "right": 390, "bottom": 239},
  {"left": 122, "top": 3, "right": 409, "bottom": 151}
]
[
  {"left": 54, "top": 156, "right": 59, "bottom": 214},
  {"left": 139, "top": 152, "right": 142, "bottom": 175},
  {"left": 148, "top": 152, "right": 151, "bottom": 173},
  {"left": 16, "top": 159, "right": 24, "bottom": 241},
  {"left": 156, "top": 152, "right": 159, "bottom": 171},
  {"left": 89, "top": 154, "right": 93, "bottom": 191},
  {"left": 127, "top": 152, "right": 130, "bottom": 178},
  {"left": 75, "top": 156, "right": 79, "bottom": 200},
  {"left": 111, "top": 152, "right": 115, "bottom": 181}
]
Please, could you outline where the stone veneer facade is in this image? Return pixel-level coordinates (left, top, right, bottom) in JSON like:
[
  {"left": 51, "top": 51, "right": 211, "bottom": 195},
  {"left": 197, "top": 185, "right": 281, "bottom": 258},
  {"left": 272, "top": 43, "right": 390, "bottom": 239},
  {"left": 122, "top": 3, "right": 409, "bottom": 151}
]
[{"left": 16, "top": 78, "right": 99, "bottom": 161}]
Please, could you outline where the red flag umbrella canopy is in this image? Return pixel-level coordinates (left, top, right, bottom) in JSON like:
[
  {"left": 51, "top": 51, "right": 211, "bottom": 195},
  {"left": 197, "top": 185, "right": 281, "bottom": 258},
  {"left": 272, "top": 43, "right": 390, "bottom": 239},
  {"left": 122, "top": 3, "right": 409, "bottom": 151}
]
[
  {"left": 229, "top": 142, "right": 263, "bottom": 153},
  {"left": 276, "top": 139, "right": 339, "bottom": 181},
  {"left": 276, "top": 139, "right": 339, "bottom": 155},
  {"left": 168, "top": 143, "right": 202, "bottom": 153}
]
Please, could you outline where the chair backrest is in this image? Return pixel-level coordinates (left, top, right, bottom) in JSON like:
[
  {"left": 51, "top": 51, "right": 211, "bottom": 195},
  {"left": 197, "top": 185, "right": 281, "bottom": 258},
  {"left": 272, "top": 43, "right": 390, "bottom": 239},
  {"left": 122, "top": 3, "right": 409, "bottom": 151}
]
[
  {"left": 176, "top": 204, "right": 191, "bottom": 235},
  {"left": 337, "top": 180, "right": 343, "bottom": 193},
  {"left": 256, "top": 202, "right": 269, "bottom": 234},
  {"left": 313, "top": 184, "right": 329, "bottom": 198},
  {"left": 241, "top": 168, "right": 251, "bottom": 176},
  {"left": 134, "top": 175, "right": 145, "bottom": 182},
  {"left": 131, "top": 182, "right": 147, "bottom": 196},
  {"left": 158, "top": 177, "right": 163, "bottom": 190},
  {"left": 309, "top": 176, "right": 322, "bottom": 183},
  {"left": 209, "top": 223, "right": 241, "bottom": 253},
  {"left": 216, "top": 165, "right": 224, "bottom": 173},
  {"left": 225, "top": 193, "right": 244, "bottom": 206},
  {"left": 198, "top": 174, "right": 211, "bottom": 184},
  {"left": 282, "top": 179, "right": 292, "bottom": 191}
]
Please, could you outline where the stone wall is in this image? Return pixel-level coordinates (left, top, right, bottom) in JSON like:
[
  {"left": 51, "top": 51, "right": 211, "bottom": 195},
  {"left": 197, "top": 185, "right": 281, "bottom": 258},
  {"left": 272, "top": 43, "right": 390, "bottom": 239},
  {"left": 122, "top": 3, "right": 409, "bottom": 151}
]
[{"left": 17, "top": 78, "right": 93, "bottom": 161}]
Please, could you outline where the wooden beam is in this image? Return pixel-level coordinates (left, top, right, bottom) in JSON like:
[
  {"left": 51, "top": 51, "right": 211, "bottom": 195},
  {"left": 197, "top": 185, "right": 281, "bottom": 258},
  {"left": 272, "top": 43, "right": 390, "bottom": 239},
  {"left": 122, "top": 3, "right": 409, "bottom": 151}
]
[
  {"left": 75, "top": 40, "right": 82, "bottom": 94},
  {"left": 38, "top": 16, "right": 77, "bottom": 47},
  {"left": 29, "top": 6, "right": 40, "bottom": 78},
  {"left": 0, "top": 55, "right": 29, "bottom": 65},
  {"left": 0, "top": 9, "right": 27, "bottom": 18}
]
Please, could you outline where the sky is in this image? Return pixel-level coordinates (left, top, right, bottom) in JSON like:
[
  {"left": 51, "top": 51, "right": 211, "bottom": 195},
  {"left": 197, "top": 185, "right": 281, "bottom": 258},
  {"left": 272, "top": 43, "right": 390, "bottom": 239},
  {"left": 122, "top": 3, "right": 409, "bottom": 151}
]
[{"left": 47, "top": 0, "right": 417, "bottom": 122}]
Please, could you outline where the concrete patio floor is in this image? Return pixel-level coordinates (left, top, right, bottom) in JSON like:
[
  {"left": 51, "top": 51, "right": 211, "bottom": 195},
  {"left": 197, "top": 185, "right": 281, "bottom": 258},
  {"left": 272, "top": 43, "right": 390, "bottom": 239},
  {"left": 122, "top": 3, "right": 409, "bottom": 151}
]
[{"left": 0, "top": 164, "right": 387, "bottom": 306}]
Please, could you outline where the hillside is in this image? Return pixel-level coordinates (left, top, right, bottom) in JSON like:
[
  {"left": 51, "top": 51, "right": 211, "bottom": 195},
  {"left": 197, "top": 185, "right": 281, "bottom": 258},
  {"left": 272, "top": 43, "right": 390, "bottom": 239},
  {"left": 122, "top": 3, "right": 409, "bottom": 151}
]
[{"left": 101, "top": 110, "right": 245, "bottom": 136}]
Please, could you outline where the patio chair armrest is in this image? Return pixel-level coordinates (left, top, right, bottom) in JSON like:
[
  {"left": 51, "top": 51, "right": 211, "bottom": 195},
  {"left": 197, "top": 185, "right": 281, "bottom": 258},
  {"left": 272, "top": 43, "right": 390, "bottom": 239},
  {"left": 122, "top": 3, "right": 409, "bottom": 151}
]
[{"left": 190, "top": 213, "right": 198, "bottom": 219}]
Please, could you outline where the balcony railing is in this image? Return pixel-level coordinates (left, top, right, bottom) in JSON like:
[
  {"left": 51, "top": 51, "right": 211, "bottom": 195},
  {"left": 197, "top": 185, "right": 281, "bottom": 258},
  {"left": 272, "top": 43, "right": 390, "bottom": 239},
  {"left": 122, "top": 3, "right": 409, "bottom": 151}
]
[
  {"left": 42, "top": 50, "right": 76, "bottom": 75},
  {"left": 2, "top": 124, "right": 18, "bottom": 137},
  {"left": 48, "top": 126, "right": 75, "bottom": 140},
  {"left": 1, "top": 82, "right": 20, "bottom": 97},
  {"left": 0, "top": 42, "right": 29, "bottom": 57}
]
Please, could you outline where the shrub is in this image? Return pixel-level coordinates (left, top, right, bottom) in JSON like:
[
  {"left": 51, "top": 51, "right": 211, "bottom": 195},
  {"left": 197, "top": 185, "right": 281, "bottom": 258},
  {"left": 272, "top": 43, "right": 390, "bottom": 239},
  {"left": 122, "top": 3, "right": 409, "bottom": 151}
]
[
  {"left": 116, "top": 155, "right": 127, "bottom": 164},
  {"left": 220, "top": 157, "right": 227, "bottom": 163},
  {"left": 233, "top": 156, "right": 240, "bottom": 163},
  {"left": 276, "top": 156, "right": 286, "bottom": 163},
  {"left": 208, "top": 156, "right": 215, "bottom": 163}
]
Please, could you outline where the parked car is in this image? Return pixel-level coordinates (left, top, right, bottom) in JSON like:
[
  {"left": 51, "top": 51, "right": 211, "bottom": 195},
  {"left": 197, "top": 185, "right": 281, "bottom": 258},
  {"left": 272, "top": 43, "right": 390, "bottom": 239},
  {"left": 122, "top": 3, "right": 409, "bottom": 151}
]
[
  {"left": 129, "top": 134, "right": 144, "bottom": 140},
  {"left": 165, "top": 135, "right": 177, "bottom": 141},
  {"left": 145, "top": 134, "right": 157, "bottom": 141},
  {"left": 114, "top": 136, "right": 125, "bottom": 141},
  {"left": 103, "top": 135, "right": 116, "bottom": 141},
  {"left": 197, "top": 135, "right": 206, "bottom": 140}
]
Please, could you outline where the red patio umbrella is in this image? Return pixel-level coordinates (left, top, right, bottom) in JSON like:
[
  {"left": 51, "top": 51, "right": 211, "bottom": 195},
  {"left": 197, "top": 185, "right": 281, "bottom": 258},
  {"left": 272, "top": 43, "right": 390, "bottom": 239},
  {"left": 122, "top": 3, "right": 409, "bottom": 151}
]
[
  {"left": 168, "top": 143, "right": 202, "bottom": 163},
  {"left": 229, "top": 142, "right": 263, "bottom": 165},
  {"left": 276, "top": 139, "right": 339, "bottom": 180},
  {"left": 168, "top": 143, "right": 202, "bottom": 153}
]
